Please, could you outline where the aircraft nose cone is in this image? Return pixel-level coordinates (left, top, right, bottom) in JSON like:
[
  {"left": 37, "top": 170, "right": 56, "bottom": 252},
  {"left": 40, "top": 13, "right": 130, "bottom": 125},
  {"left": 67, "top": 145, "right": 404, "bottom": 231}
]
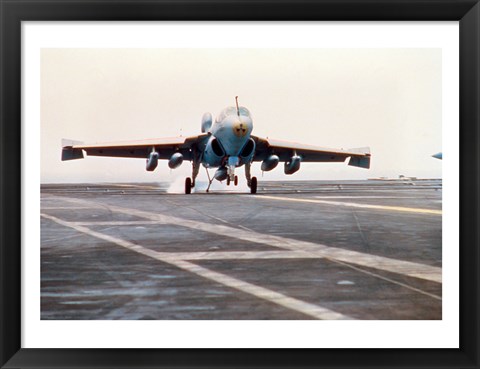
[{"left": 232, "top": 121, "right": 248, "bottom": 137}]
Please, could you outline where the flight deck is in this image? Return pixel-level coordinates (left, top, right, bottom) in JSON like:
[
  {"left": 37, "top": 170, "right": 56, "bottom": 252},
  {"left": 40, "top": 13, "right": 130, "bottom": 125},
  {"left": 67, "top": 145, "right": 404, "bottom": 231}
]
[{"left": 40, "top": 180, "right": 442, "bottom": 320}]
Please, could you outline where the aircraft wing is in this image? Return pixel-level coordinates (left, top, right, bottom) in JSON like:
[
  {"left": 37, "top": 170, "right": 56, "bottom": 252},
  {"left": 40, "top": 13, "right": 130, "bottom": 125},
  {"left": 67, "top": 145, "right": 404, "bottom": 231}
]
[
  {"left": 61, "top": 135, "right": 208, "bottom": 161},
  {"left": 251, "top": 136, "right": 371, "bottom": 169}
]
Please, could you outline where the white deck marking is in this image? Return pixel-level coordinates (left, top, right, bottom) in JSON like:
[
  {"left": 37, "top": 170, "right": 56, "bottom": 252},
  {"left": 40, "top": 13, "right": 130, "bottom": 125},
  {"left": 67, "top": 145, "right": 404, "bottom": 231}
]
[
  {"left": 257, "top": 195, "right": 442, "bottom": 215},
  {"left": 315, "top": 196, "right": 420, "bottom": 199},
  {"left": 41, "top": 206, "right": 96, "bottom": 210},
  {"left": 112, "top": 183, "right": 162, "bottom": 190},
  {"left": 332, "top": 260, "right": 441, "bottom": 300},
  {"left": 45, "top": 196, "right": 442, "bottom": 283},
  {"left": 152, "top": 250, "right": 314, "bottom": 261},
  {"left": 71, "top": 220, "right": 164, "bottom": 226},
  {"left": 89, "top": 244, "right": 441, "bottom": 300},
  {"left": 171, "top": 260, "right": 351, "bottom": 320},
  {"left": 41, "top": 213, "right": 351, "bottom": 320}
]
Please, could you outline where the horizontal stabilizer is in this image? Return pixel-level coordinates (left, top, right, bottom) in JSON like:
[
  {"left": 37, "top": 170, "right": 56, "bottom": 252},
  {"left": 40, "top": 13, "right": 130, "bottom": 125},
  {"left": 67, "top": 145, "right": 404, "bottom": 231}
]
[
  {"left": 61, "top": 138, "right": 84, "bottom": 161},
  {"left": 347, "top": 147, "right": 371, "bottom": 169}
]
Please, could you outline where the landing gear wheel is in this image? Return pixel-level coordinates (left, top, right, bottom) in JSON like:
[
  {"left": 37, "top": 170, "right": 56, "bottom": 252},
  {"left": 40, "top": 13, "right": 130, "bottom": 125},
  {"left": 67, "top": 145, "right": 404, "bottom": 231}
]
[
  {"left": 250, "top": 177, "right": 257, "bottom": 194},
  {"left": 185, "top": 177, "right": 192, "bottom": 194},
  {"left": 234, "top": 175, "right": 238, "bottom": 186},
  {"left": 227, "top": 177, "right": 231, "bottom": 186}
]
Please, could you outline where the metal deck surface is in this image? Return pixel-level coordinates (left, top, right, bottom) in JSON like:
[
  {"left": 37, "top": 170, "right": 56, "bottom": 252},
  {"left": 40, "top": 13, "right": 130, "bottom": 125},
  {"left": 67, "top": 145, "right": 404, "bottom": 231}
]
[{"left": 40, "top": 180, "right": 442, "bottom": 320}]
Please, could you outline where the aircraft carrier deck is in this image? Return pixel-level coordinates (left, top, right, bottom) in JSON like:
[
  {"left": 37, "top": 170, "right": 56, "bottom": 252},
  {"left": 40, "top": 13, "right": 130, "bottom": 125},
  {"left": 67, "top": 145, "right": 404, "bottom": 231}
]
[{"left": 40, "top": 179, "right": 442, "bottom": 320}]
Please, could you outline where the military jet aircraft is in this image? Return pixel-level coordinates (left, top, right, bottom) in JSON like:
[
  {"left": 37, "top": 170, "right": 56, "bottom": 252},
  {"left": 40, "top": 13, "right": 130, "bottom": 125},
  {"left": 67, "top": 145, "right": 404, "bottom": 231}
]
[{"left": 62, "top": 97, "right": 371, "bottom": 194}]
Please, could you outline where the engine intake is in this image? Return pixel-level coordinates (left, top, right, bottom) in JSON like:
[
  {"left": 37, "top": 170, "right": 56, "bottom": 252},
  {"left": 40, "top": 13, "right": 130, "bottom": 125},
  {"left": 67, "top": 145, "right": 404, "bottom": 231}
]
[
  {"left": 240, "top": 138, "right": 256, "bottom": 160},
  {"left": 203, "top": 137, "right": 226, "bottom": 168}
]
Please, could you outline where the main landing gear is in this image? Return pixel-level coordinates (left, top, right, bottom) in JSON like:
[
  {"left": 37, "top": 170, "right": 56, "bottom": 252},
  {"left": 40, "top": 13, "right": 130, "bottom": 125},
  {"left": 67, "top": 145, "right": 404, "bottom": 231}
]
[
  {"left": 185, "top": 177, "right": 193, "bottom": 194},
  {"left": 185, "top": 156, "right": 200, "bottom": 194},
  {"left": 184, "top": 162, "right": 258, "bottom": 194},
  {"left": 250, "top": 176, "right": 257, "bottom": 194},
  {"left": 245, "top": 162, "right": 257, "bottom": 194}
]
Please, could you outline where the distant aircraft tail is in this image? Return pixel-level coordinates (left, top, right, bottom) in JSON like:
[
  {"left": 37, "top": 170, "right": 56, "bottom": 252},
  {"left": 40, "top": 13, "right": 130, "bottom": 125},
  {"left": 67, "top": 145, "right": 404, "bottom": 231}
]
[
  {"left": 61, "top": 138, "right": 84, "bottom": 161},
  {"left": 347, "top": 147, "right": 371, "bottom": 169}
]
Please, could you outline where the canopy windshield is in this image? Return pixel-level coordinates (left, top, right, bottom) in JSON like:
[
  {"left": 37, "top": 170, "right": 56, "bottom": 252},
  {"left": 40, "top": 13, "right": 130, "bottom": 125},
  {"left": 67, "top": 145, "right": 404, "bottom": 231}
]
[{"left": 216, "top": 106, "right": 251, "bottom": 122}]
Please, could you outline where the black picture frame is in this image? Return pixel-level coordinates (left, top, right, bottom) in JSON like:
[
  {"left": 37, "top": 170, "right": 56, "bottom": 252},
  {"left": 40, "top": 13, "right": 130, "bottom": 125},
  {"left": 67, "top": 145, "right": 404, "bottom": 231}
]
[{"left": 1, "top": 1, "right": 479, "bottom": 368}]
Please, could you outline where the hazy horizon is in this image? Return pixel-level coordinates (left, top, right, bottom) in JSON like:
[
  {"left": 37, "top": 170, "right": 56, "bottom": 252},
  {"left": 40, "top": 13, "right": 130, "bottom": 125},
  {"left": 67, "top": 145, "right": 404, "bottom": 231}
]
[{"left": 41, "top": 48, "right": 442, "bottom": 184}]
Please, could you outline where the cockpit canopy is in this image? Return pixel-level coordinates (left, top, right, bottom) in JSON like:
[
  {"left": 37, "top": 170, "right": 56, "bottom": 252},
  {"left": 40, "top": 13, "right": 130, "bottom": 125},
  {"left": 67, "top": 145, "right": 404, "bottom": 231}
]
[{"left": 216, "top": 106, "right": 251, "bottom": 123}]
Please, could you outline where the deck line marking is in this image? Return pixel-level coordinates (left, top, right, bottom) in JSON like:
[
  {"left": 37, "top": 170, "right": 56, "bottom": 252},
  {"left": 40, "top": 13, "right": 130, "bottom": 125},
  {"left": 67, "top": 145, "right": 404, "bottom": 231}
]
[
  {"left": 256, "top": 195, "right": 442, "bottom": 215},
  {"left": 162, "top": 251, "right": 441, "bottom": 301},
  {"left": 136, "top": 250, "right": 341, "bottom": 261},
  {"left": 50, "top": 196, "right": 442, "bottom": 283},
  {"left": 41, "top": 213, "right": 351, "bottom": 320},
  {"left": 331, "top": 259, "right": 442, "bottom": 300},
  {"left": 314, "top": 196, "right": 423, "bottom": 199},
  {"left": 111, "top": 184, "right": 162, "bottom": 190},
  {"left": 171, "top": 260, "right": 351, "bottom": 320},
  {"left": 41, "top": 206, "right": 95, "bottom": 210},
  {"left": 71, "top": 221, "right": 165, "bottom": 226}
]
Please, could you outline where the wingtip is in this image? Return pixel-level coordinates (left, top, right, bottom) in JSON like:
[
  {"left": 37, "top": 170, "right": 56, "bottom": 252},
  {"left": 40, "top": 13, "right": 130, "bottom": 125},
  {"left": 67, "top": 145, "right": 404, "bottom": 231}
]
[
  {"left": 347, "top": 147, "right": 371, "bottom": 169},
  {"left": 61, "top": 138, "right": 84, "bottom": 161},
  {"left": 61, "top": 138, "right": 84, "bottom": 148},
  {"left": 348, "top": 146, "right": 371, "bottom": 156},
  {"left": 348, "top": 155, "right": 371, "bottom": 169}
]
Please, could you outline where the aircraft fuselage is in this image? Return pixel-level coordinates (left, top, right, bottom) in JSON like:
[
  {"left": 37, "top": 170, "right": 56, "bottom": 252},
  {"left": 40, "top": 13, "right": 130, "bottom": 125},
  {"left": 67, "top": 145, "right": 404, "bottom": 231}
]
[{"left": 202, "top": 105, "right": 255, "bottom": 182}]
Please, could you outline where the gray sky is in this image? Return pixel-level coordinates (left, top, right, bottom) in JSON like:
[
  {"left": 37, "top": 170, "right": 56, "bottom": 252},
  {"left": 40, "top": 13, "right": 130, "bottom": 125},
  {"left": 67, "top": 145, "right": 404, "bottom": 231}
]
[{"left": 41, "top": 48, "right": 442, "bottom": 183}]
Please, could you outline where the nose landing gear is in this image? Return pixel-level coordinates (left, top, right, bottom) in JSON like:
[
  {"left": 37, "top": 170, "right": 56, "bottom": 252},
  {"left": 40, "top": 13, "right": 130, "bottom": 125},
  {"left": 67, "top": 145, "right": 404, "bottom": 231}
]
[{"left": 226, "top": 175, "right": 239, "bottom": 186}]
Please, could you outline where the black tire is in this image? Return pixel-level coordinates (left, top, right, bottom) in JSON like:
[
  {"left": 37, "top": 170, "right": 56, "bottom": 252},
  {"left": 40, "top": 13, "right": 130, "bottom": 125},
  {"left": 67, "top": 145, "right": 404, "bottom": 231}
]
[
  {"left": 185, "top": 177, "right": 192, "bottom": 194},
  {"left": 234, "top": 175, "right": 238, "bottom": 186},
  {"left": 227, "top": 177, "right": 231, "bottom": 186},
  {"left": 250, "top": 177, "right": 257, "bottom": 194}
]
